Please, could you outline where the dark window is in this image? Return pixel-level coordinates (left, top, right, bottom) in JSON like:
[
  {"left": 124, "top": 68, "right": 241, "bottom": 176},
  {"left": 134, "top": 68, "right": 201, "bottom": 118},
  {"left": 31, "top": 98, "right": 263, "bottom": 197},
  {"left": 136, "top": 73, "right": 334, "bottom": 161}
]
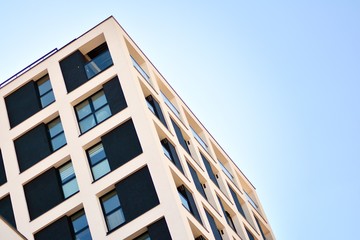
[
  {"left": 48, "top": 118, "right": 66, "bottom": 151},
  {"left": 70, "top": 210, "right": 92, "bottom": 240},
  {"left": 161, "top": 139, "right": 183, "bottom": 173},
  {"left": 34, "top": 210, "right": 91, "bottom": 240},
  {"left": 171, "top": 119, "right": 191, "bottom": 155},
  {"left": 201, "top": 153, "right": 219, "bottom": 187},
  {"left": 0, "top": 195, "right": 16, "bottom": 228},
  {"left": 37, "top": 75, "right": 55, "bottom": 108},
  {"left": 24, "top": 163, "right": 79, "bottom": 220},
  {"left": 146, "top": 218, "right": 172, "bottom": 240},
  {"left": 5, "top": 81, "right": 42, "bottom": 127},
  {"left": 187, "top": 163, "right": 206, "bottom": 199},
  {"left": 101, "top": 119, "right": 142, "bottom": 171},
  {"left": 177, "top": 185, "right": 202, "bottom": 224},
  {"left": 204, "top": 209, "right": 222, "bottom": 240},
  {"left": 228, "top": 185, "right": 246, "bottom": 218},
  {"left": 217, "top": 196, "right": 237, "bottom": 233},
  {"left": 59, "top": 162, "right": 79, "bottom": 199},
  {"left": 0, "top": 150, "right": 7, "bottom": 186},
  {"left": 100, "top": 191, "right": 125, "bottom": 231},
  {"left": 99, "top": 166, "right": 159, "bottom": 233},
  {"left": 255, "top": 216, "right": 266, "bottom": 240},
  {"left": 145, "top": 95, "right": 167, "bottom": 127},
  {"left": 75, "top": 90, "right": 111, "bottom": 133},
  {"left": 86, "top": 143, "right": 110, "bottom": 180},
  {"left": 246, "top": 229, "right": 256, "bottom": 240}
]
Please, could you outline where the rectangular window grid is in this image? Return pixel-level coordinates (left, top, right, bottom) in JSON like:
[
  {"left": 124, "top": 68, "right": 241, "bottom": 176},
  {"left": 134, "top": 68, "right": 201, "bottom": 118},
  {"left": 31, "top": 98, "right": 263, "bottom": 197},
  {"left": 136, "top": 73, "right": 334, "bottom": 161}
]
[{"left": 75, "top": 90, "right": 111, "bottom": 133}]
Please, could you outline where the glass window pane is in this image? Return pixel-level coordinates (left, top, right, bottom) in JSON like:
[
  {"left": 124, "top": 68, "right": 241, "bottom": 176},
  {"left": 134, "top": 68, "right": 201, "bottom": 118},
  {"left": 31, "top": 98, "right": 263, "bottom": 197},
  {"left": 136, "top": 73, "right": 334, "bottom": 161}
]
[
  {"left": 79, "top": 115, "right": 96, "bottom": 133},
  {"left": 40, "top": 91, "right": 55, "bottom": 108},
  {"left": 63, "top": 178, "right": 79, "bottom": 198},
  {"left": 135, "top": 233, "right": 151, "bottom": 240},
  {"left": 162, "top": 145, "right": 172, "bottom": 160},
  {"left": 106, "top": 209, "right": 125, "bottom": 231},
  {"left": 38, "top": 78, "right": 52, "bottom": 95},
  {"left": 51, "top": 132, "right": 66, "bottom": 150},
  {"left": 76, "top": 100, "right": 92, "bottom": 120},
  {"left": 75, "top": 228, "right": 92, "bottom": 240},
  {"left": 92, "top": 160, "right": 111, "bottom": 180},
  {"left": 48, "top": 118, "right": 63, "bottom": 137},
  {"left": 88, "top": 144, "right": 106, "bottom": 165},
  {"left": 178, "top": 192, "right": 190, "bottom": 211},
  {"left": 95, "top": 105, "right": 111, "bottom": 123},
  {"left": 59, "top": 162, "right": 75, "bottom": 183},
  {"left": 103, "top": 194, "right": 120, "bottom": 213},
  {"left": 92, "top": 91, "right": 108, "bottom": 110}
]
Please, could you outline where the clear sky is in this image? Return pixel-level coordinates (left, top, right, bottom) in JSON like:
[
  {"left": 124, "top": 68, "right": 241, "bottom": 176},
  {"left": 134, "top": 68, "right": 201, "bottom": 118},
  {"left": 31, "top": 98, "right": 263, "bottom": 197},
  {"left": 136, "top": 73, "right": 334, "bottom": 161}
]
[{"left": 1, "top": 1, "right": 359, "bottom": 239}]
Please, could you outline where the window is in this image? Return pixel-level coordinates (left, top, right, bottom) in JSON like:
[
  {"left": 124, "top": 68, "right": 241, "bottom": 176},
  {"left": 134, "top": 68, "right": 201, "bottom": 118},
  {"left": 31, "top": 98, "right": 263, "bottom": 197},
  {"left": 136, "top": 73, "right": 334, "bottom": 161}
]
[
  {"left": 134, "top": 232, "right": 151, "bottom": 240},
  {"left": 178, "top": 190, "right": 191, "bottom": 211},
  {"left": 84, "top": 43, "right": 113, "bottom": 79},
  {"left": 100, "top": 190, "right": 125, "bottom": 231},
  {"left": 48, "top": 118, "right": 66, "bottom": 151},
  {"left": 76, "top": 90, "right": 111, "bottom": 133},
  {"left": 131, "top": 55, "right": 150, "bottom": 82},
  {"left": 145, "top": 95, "right": 167, "bottom": 127},
  {"left": 255, "top": 216, "right": 266, "bottom": 240},
  {"left": 204, "top": 209, "right": 222, "bottom": 240},
  {"left": 0, "top": 150, "right": 7, "bottom": 186},
  {"left": 71, "top": 210, "right": 92, "bottom": 240},
  {"left": 190, "top": 126, "right": 208, "bottom": 151},
  {"left": 59, "top": 162, "right": 79, "bottom": 198},
  {"left": 201, "top": 153, "right": 219, "bottom": 187},
  {"left": 161, "top": 139, "right": 184, "bottom": 173},
  {"left": 187, "top": 163, "right": 207, "bottom": 199},
  {"left": 219, "top": 160, "right": 234, "bottom": 181},
  {"left": 177, "top": 185, "right": 202, "bottom": 223},
  {"left": 246, "top": 229, "right": 256, "bottom": 240},
  {"left": 244, "top": 191, "right": 259, "bottom": 210},
  {"left": 217, "top": 196, "right": 237, "bottom": 233},
  {"left": 171, "top": 119, "right": 191, "bottom": 155},
  {"left": 224, "top": 211, "right": 237, "bottom": 233},
  {"left": 87, "top": 143, "right": 110, "bottom": 180},
  {"left": 161, "top": 91, "right": 180, "bottom": 118},
  {"left": 37, "top": 75, "right": 55, "bottom": 108},
  {"left": 228, "top": 185, "right": 246, "bottom": 218}
]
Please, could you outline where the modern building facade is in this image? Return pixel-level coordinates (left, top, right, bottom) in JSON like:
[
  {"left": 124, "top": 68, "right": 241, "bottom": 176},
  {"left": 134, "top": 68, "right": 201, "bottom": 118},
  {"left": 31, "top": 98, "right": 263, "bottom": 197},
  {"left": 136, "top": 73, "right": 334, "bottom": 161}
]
[{"left": 0, "top": 16, "right": 275, "bottom": 240}]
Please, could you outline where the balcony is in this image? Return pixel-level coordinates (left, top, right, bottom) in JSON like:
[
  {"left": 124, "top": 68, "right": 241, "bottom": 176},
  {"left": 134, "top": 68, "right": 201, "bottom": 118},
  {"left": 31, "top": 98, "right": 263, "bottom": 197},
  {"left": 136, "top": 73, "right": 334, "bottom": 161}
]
[
  {"left": 84, "top": 50, "right": 113, "bottom": 79},
  {"left": 131, "top": 56, "right": 150, "bottom": 83}
]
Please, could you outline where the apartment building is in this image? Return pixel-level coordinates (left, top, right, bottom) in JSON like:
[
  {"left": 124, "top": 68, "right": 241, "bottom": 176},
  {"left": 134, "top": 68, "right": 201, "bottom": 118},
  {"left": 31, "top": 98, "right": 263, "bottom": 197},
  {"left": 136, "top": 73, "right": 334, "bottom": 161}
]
[{"left": 0, "top": 16, "right": 275, "bottom": 240}]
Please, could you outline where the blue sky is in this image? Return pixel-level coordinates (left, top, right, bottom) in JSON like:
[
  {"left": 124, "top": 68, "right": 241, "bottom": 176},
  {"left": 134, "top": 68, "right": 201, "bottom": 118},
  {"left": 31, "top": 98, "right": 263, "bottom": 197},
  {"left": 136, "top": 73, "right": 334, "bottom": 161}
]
[{"left": 1, "top": 1, "right": 359, "bottom": 239}]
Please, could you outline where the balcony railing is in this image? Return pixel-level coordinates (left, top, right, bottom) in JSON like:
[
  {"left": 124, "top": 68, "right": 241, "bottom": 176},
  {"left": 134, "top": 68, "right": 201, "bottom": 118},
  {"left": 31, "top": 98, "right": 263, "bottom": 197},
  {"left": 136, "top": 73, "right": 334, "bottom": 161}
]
[
  {"left": 131, "top": 56, "right": 150, "bottom": 83},
  {"left": 84, "top": 50, "right": 113, "bottom": 79},
  {"left": 190, "top": 127, "right": 208, "bottom": 151},
  {"left": 244, "top": 191, "right": 259, "bottom": 210},
  {"left": 161, "top": 91, "right": 181, "bottom": 118},
  {"left": 219, "top": 160, "right": 234, "bottom": 181}
]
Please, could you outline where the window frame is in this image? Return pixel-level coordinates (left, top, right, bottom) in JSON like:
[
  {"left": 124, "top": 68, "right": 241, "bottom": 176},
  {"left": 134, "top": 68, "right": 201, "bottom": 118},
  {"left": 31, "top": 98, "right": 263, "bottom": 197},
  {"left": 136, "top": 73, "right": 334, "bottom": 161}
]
[
  {"left": 86, "top": 142, "right": 111, "bottom": 181},
  {"left": 47, "top": 117, "right": 66, "bottom": 151},
  {"left": 70, "top": 209, "right": 92, "bottom": 240},
  {"left": 58, "top": 161, "right": 79, "bottom": 199},
  {"left": 37, "top": 75, "right": 55, "bottom": 108},
  {"left": 100, "top": 190, "right": 125, "bottom": 233},
  {"left": 75, "top": 90, "right": 112, "bottom": 134}
]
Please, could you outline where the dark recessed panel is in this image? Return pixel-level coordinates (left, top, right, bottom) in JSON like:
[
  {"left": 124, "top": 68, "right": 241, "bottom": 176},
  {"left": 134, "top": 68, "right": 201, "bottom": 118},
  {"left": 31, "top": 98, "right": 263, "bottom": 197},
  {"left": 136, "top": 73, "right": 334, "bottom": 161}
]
[{"left": 103, "top": 76, "right": 127, "bottom": 115}]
